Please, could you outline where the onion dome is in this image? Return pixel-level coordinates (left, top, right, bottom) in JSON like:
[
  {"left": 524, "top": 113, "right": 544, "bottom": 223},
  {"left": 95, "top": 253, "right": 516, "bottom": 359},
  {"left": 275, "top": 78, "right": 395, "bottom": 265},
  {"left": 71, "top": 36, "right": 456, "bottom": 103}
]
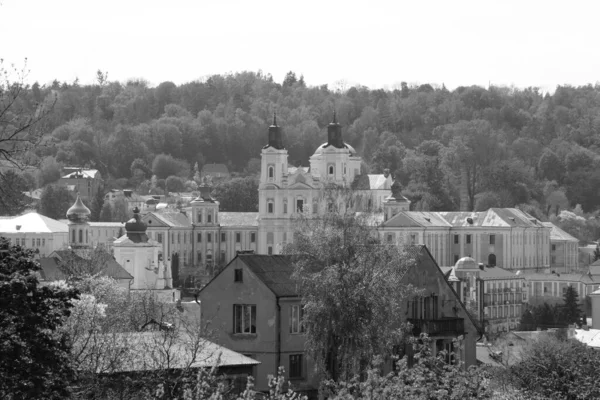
[
  {"left": 66, "top": 194, "right": 91, "bottom": 222},
  {"left": 455, "top": 256, "right": 478, "bottom": 270},
  {"left": 326, "top": 110, "right": 344, "bottom": 148},
  {"left": 124, "top": 207, "right": 148, "bottom": 243},
  {"left": 263, "top": 111, "right": 284, "bottom": 150},
  {"left": 191, "top": 185, "right": 216, "bottom": 204}
]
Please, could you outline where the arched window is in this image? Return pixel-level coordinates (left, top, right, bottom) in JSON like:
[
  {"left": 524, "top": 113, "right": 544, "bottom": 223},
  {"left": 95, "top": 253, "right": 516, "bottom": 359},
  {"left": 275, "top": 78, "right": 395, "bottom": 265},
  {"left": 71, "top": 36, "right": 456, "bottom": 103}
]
[
  {"left": 86, "top": 230, "right": 88, "bottom": 243},
  {"left": 72, "top": 229, "right": 76, "bottom": 243},
  {"left": 488, "top": 253, "right": 496, "bottom": 267},
  {"left": 328, "top": 165, "right": 334, "bottom": 175},
  {"left": 79, "top": 229, "right": 83, "bottom": 243},
  {"left": 268, "top": 166, "right": 274, "bottom": 178}
]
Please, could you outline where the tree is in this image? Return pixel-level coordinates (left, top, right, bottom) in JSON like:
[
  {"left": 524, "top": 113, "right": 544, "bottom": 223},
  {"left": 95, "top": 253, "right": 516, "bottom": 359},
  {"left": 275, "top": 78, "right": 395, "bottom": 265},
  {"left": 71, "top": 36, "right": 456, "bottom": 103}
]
[
  {"left": 594, "top": 244, "right": 600, "bottom": 262},
  {"left": 510, "top": 335, "right": 600, "bottom": 399},
  {"left": 283, "top": 211, "right": 418, "bottom": 382},
  {"left": 0, "top": 237, "right": 79, "bottom": 399},
  {"left": 0, "top": 170, "right": 30, "bottom": 216},
  {"left": 0, "top": 59, "right": 55, "bottom": 203},
  {"left": 38, "top": 184, "right": 73, "bottom": 219},
  {"left": 151, "top": 153, "right": 190, "bottom": 180},
  {"left": 165, "top": 175, "right": 186, "bottom": 192},
  {"left": 111, "top": 197, "right": 129, "bottom": 222},
  {"left": 90, "top": 184, "right": 105, "bottom": 222},
  {"left": 212, "top": 176, "right": 259, "bottom": 212},
  {"left": 36, "top": 156, "right": 62, "bottom": 187},
  {"left": 561, "top": 285, "right": 581, "bottom": 325},
  {"left": 99, "top": 201, "right": 113, "bottom": 222}
]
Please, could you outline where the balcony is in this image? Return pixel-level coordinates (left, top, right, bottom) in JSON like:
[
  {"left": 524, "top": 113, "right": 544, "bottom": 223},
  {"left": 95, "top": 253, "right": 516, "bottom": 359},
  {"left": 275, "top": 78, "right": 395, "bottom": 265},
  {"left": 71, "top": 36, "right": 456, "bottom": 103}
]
[{"left": 407, "top": 318, "right": 465, "bottom": 336}]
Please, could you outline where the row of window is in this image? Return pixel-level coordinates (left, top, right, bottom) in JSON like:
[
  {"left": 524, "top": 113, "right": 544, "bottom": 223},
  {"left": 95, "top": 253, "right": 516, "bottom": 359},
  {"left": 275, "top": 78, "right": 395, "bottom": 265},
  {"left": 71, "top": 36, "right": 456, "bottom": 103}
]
[
  {"left": 486, "top": 304, "right": 521, "bottom": 318},
  {"left": 153, "top": 231, "right": 256, "bottom": 245},
  {"left": 196, "top": 210, "right": 214, "bottom": 224},
  {"left": 14, "top": 238, "right": 46, "bottom": 247},
  {"left": 233, "top": 303, "right": 304, "bottom": 335},
  {"left": 453, "top": 234, "right": 492, "bottom": 245}
]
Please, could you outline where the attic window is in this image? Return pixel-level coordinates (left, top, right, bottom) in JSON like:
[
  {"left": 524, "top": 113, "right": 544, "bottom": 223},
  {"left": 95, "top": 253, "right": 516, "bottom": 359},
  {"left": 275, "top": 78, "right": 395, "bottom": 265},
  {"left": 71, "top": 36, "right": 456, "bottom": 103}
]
[
  {"left": 234, "top": 269, "right": 243, "bottom": 282},
  {"left": 424, "top": 217, "right": 431, "bottom": 223},
  {"left": 148, "top": 220, "right": 152, "bottom": 224},
  {"left": 467, "top": 218, "right": 473, "bottom": 224}
]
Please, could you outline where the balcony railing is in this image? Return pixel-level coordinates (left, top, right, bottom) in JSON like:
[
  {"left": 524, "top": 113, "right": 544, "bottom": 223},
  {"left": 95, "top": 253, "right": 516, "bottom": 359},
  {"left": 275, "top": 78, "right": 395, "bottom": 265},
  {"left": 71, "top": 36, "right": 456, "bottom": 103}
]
[{"left": 407, "top": 318, "right": 465, "bottom": 336}]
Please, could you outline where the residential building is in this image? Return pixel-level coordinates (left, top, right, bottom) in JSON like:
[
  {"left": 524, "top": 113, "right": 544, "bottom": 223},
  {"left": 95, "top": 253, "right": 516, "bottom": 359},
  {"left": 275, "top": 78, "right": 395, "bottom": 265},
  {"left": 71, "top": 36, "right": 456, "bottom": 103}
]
[
  {"left": 543, "top": 222, "right": 579, "bottom": 273},
  {"left": 447, "top": 257, "right": 526, "bottom": 334},
  {"left": 199, "top": 248, "right": 481, "bottom": 392},
  {"left": 201, "top": 163, "right": 230, "bottom": 182},
  {"left": 59, "top": 168, "right": 102, "bottom": 201},
  {"left": 0, "top": 212, "right": 68, "bottom": 256}
]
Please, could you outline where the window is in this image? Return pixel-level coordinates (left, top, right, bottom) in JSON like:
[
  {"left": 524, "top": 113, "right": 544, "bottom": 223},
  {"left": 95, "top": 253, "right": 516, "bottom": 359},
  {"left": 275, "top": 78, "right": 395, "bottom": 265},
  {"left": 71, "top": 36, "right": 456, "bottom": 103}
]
[
  {"left": 268, "top": 166, "right": 274, "bottom": 178},
  {"left": 410, "top": 234, "right": 416, "bottom": 245},
  {"left": 551, "top": 244, "right": 556, "bottom": 251},
  {"left": 36, "top": 238, "right": 40, "bottom": 247},
  {"left": 207, "top": 233, "right": 212, "bottom": 243},
  {"left": 183, "top": 232, "right": 187, "bottom": 244},
  {"left": 197, "top": 233, "right": 202, "bottom": 242},
  {"left": 387, "top": 234, "right": 393, "bottom": 243},
  {"left": 79, "top": 230, "right": 83, "bottom": 243},
  {"left": 466, "top": 234, "right": 471, "bottom": 244},
  {"left": 236, "top": 233, "right": 241, "bottom": 243},
  {"left": 221, "top": 232, "right": 226, "bottom": 242},
  {"left": 454, "top": 235, "right": 459, "bottom": 244},
  {"left": 268, "top": 246, "right": 273, "bottom": 255},
  {"left": 234, "top": 304, "right": 256, "bottom": 334},
  {"left": 454, "top": 254, "right": 460, "bottom": 264},
  {"left": 283, "top": 201, "right": 288, "bottom": 214},
  {"left": 197, "top": 213, "right": 202, "bottom": 223},
  {"left": 42, "top": 239, "right": 45, "bottom": 247},
  {"left": 488, "top": 253, "right": 496, "bottom": 266},
  {"left": 178, "top": 233, "right": 181, "bottom": 244},
  {"left": 157, "top": 233, "right": 163, "bottom": 243},
  {"left": 197, "top": 251, "right": 202, "bottom": 263},
  {"left": 251, "top": 232, "right": 256, "bottom": 243},
  {"left": 290, "top": 305, "right": 304, "bottom": 334},
  {"left": 72, "top": 230, "right": 76, "bottom": 243},
  {"left": 206, "top": 251, "right": 213, "bottom": 265},
  {"left": 235, "top": 269, "right": 243, "bottom": 282},
  {"left": 296, "top": 199, "right": 304, "bottom": 213},
  {"left": 171, "top": 233, "right": 174, "bottom": 244},
  {"left": 16, "top": 238, "right": 20, "bottom": 246},
  {"left": 207, "top": 211, "right": 212, "bottom": 223},
  {"left": 268, "top": 202, "right": 274, "bottom": 213},
  {"left": 328, "top": 165, "right": 334, "bottom": 176},
  {"left": 289, "top": 354, "right": 303, "bottom": 379},
  {"left": 489, "top": 234, "right": 496, "bottom": 245},
  {"left": 220, "top": 250, "right": 226, "bottom": 263}
]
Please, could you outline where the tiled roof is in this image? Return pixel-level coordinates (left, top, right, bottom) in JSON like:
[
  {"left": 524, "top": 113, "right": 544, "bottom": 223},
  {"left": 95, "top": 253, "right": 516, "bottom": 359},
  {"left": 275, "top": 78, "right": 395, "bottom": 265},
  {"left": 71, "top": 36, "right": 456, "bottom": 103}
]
[
  {"left": 238, "top": 254, "right": 298, "bottom": 297},
  {"left": 477, "top": 266, "right": 522, "bottom": 279},
  {"left": 61, "top": 169, "right": 99, "bottom": 179},
  {"left": 219, "top": 212, "right": 259, "bottom": 227},
  {"left": 407, "top": 212, "right": 453, "bottom": 227},
  {"left": 39, "top": 253, "right": 133, "bottom": 281},
  {"left": 201, "top": 163, "right": 230, "bottom": 175},
  {"left": 439, "top": 209, "right": 542, "bottom": 228},
  {"left": 0, "top": 213, "right": 68, "bottom": 233},
  {"left": 522, "top": 273, "right": 587, "bottom": 282},
  {"left": 148, "top": 212, "right": 192, "bottom": 228},
  {"left": 542, "top": 222, "right": 579, "bottom": 242}
]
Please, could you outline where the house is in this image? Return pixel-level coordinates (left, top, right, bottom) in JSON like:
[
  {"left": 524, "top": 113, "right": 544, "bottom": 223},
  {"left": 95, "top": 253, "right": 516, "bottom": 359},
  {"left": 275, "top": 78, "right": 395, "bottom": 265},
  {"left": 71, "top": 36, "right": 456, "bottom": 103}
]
[
  {"left": 199, "top": 247, "right": 481, "bottom": 392},
  {"left": 0, "top": 212, "right": 69, "bottom": 257},
  {"left": 543, "top": 222, "right": 579, "bottom": 273},
  {"left": 447, "top": 257, "right": 526, "bottom": 334},
  {"left": 59, "top": 168, "right": 102, "bottom": 201},
  {"left": 201, "top": 163, "right": 230, "bottom": 181}
]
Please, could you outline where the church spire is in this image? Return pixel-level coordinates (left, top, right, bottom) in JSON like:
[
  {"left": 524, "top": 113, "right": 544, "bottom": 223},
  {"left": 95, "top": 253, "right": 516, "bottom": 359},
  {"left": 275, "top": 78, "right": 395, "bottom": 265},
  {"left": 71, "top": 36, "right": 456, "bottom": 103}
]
[
  {"left": 327, "top": 110, "right": 343, "bottom": 148},
  {"left": 264, "top": 109, "right": 284, "bottom": 150}
]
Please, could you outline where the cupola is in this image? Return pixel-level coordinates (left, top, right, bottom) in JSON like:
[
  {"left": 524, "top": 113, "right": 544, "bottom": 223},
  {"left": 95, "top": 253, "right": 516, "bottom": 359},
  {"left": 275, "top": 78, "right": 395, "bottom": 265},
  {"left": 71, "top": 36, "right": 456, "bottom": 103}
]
[
  {"left": 264, "top": 111, "right": 284, "bottom": 150},
  {"left": 327, "top": 110, "right": 344, "bottom": 148},
  {"left": 66, "top": 194, "right": 91, "bottom": 223},
  {"left": 124, "top": 207, "right": 149, "bottom": 243}
]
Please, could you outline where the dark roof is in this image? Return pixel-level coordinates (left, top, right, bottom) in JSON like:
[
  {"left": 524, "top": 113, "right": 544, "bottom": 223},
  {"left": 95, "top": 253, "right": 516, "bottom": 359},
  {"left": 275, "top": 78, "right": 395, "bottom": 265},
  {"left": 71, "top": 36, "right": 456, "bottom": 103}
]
[
  {"left": 39, "top": 251, "right": 133, "bottom": 281},
  {"left": 147, "top": 212, "right": 192, "bottom": 228},
  {"left": 237, "top": 254, "right": 298, "bottom": 297}
]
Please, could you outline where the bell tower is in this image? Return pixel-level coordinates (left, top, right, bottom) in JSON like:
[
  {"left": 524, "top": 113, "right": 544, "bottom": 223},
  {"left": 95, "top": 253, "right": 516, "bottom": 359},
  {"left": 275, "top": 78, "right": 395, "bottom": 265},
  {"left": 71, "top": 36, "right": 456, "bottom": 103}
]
[{"left": 66, "top": 194, "right": 91, "bottom": 251}]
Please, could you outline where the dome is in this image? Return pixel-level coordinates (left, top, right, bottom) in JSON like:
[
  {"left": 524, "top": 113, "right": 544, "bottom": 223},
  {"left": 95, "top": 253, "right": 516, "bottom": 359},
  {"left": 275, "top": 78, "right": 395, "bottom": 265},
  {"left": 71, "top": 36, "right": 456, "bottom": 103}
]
[
  {"left": 124, "top": 207, "right": 148, "bottom": 243},
  {"left": 66, "top": 194, "right": 91, "bottom": 222},
  {"left": 313, "top": 142, "right": 356, "bottom": 156},
  {"left": 455, "top": 256, "right": 478, "bottom": 270}
]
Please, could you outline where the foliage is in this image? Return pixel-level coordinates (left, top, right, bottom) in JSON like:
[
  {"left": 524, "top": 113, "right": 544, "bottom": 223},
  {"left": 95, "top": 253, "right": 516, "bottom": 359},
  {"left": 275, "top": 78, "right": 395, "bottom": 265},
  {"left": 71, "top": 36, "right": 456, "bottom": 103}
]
[
  {"left": 325, "top": 335, "right": 491, "bottom": 400},
  {"left": 509, "top": 335, "right": 600, "bottom": 399},
  {"left": 38, "top": 183, "right": 73, "bottom": 219},
  {"left": 212, "top": 176, "right": 259, "bottom": 212},
  {"left": 562, "top": 285, "right": 581, "bottom": 325},
  {"left": 0, "top": 169, "right": 31, "bottom": 215},
  {"left": 283, "top": 210, "right": 418, "bottom": 381},
  {"left": 0, "top": 237, "right": 79, "bottom": 399},
  {"left": 152, "top": 153, "right": 190, "bottom": 180}
]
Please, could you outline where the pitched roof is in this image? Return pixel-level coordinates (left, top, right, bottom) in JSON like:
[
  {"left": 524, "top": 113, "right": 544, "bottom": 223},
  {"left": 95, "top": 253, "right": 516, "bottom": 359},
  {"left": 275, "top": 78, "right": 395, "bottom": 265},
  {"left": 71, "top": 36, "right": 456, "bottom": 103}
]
[
  {"left": 477, "top": 265, "right": 523, "bottom": 279},
  {"left": 522, "top": 272, "right": 587, "bottom": 283},
  {"left": 438, "top": 208, "right": 542, "bottom": 228},
  {"left": 237, "top": 254, "right": 298, "bottom": 297},
  {"left": 542, "top": 222, "right": 579, "bottom": 242},
  {"left": 61, "top": 169, "right": 99, "bottom": 179},
  {"left": 219, "top": 212, "right": 259, "bottom": 227},
  {"left": 147, "top": 212, "right": 192, "bottom": 228},
  {"left": 0, "top": 213, "right": 68, "bottom": 233},
  {"left": 39, "top": 252, "right": 133, "bottom": 281}
]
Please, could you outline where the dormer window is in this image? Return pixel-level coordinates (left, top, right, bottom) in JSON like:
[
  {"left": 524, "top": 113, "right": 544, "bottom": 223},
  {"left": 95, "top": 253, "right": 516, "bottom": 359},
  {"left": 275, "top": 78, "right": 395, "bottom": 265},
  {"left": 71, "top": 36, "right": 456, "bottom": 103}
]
[{"left": 234, "top": 268, "right": 243, "bottom": 282}]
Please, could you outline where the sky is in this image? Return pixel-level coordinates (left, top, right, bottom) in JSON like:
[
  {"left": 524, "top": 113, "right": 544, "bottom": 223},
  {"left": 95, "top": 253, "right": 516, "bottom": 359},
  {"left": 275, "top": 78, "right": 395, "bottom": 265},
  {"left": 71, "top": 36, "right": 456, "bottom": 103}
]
[{"left": 2, "top": 0, "right": 600, "bottom": 91}]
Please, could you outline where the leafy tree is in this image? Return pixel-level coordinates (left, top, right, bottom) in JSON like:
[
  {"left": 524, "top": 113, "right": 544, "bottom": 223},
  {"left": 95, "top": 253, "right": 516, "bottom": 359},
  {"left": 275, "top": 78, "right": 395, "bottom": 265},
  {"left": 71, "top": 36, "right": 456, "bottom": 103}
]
[
  {"left": 0, "top": 170, "right": 30, "bottom": 216},
  {"left": 111, "top": 197, "right": 129, "bottom": 222},
  {"left": 283, "top": 211, "right": 418, "bottom": 382},
  {"left": 38, "top": 184, "right": 73, "bottom": 219},
  {"left": 538, "top": 149, "right": 565, "bottom": 183},
  {"left": 561, "top": 285, "right": 581, "bottom": 325},
  {"left": 151, "top": 153, "right": 190, "bottom": 180},
  {"left": 510, "top": 335, "right": 600, "bottom": 399},
  {"left": 212, "top": 176, "right": 259, "bottom": 212},
  {"left": 90, "top": 184, "right": 105, "bottom": 222},
  {"left": 165, "top": 175, "right": 186, "bottom": 192},
  {"left": 99, "top": 201, "right": 113, "bottom": 222},
  {"left": 0, "top": 237, "right": 79, "bottom": 399},
  {"left": 36, "top": 156, "right": 62, "bottom": 187},
  {"left": 594, "top": 244, "right": 600, "bottom": 262}
]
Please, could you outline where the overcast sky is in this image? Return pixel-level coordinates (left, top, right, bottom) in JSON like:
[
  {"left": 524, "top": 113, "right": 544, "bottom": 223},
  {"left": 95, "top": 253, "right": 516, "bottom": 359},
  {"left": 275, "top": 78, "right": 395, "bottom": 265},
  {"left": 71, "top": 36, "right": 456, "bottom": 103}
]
[{"left": 2, "top": 0, "right": 599, "bottom": 91}]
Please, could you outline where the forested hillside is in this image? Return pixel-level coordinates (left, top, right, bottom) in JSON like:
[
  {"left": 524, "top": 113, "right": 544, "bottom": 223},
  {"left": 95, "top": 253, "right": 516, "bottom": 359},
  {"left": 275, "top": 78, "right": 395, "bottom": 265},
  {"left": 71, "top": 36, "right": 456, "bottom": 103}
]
[{"left": 11, "top": 71, "right": 600, "bottom": 241}]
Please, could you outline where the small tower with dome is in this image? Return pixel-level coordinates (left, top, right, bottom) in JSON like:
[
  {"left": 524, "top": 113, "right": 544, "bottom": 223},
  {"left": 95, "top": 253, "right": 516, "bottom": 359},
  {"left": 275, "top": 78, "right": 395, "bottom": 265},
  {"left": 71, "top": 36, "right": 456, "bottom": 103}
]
[
  {"left": 66, "top": 194, "right": 91, "bottom": 250},
  {"left": 113, "top": 207, "right": 179, "bottom": 301},
  {"left": 383, "top": 179, "right": 411, "bottom": 221}
]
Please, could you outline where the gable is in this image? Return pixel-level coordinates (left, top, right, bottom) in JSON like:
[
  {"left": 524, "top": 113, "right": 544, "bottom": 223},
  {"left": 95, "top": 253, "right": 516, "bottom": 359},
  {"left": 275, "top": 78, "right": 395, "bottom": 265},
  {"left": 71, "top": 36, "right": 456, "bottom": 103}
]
[
  {"left": 142, "top": 213, "right": 170, "bottom": 228},
  {"left": 381, "top": 212, "right": 423, "bottom": 228}
]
